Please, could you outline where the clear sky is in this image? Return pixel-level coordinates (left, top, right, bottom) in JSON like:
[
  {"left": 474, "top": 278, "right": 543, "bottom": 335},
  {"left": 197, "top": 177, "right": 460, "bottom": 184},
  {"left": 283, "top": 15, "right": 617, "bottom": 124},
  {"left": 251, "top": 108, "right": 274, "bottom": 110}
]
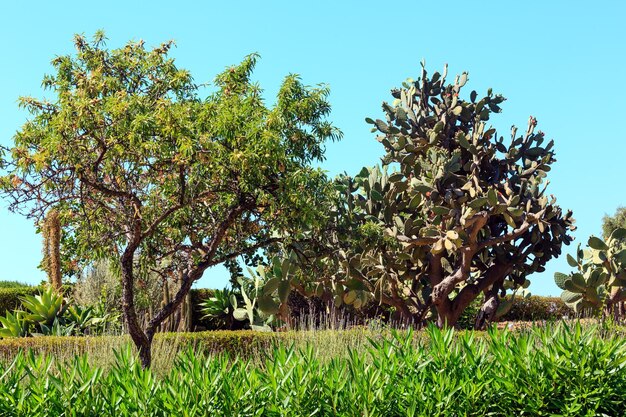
[{"left": 0, "top": 1, "right": 624, "bottom": 295}]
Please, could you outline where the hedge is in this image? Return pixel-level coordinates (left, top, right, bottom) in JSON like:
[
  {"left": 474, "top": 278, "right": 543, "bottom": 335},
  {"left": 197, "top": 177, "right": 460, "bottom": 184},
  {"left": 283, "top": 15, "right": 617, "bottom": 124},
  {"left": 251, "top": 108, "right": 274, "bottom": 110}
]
[
  {"left": 0, "top": 331, "right": 276, "bottom": 359},
  {"left": 0, "top": 329, "right": 376, "bottom": 359},
  {"left": 499, "top": 296, "right": 571, "bottom": 322},
  {"left": 0, "top": 323, "right": 621, "bottom": 363}
]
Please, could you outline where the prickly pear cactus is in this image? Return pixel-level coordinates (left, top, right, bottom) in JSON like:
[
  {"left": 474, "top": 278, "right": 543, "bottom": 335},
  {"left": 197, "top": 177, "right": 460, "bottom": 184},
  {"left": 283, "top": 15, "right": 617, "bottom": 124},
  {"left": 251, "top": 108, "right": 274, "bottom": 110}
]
[
  {"left": 556, "top": 228, "right": 626, "bottom": 314},
  {"left": 302, "top": 63, "right": 576, "bottom": 327}
]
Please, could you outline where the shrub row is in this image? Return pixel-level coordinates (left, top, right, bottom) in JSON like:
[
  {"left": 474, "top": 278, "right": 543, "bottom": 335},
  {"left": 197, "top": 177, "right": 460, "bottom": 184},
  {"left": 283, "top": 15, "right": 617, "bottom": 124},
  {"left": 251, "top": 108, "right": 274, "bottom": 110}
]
[
  {"left": 0, "top": 324, "right": 625, "bottom": 416},
  {"left": 0, "top": 328, "right": 381, "bottom": 360},
  {"left": 500, "top": 295, "right": 571, "bottom": 321},
  {"left": 0, "top": 331, "right": 275, "bottom": 360}
]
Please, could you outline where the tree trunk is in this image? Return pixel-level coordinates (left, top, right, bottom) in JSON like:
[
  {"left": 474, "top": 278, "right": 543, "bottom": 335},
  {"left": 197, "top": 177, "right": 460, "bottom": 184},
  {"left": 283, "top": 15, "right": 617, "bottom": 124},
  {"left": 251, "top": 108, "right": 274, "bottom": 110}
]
[
  {"left": 433, "top": 264, "right": 510, "bottom": 329},
  {"left": 474, "top": 291, "right": 499, "bottom": 330},
  {"left": 120, "top": 251, "right": 152, "bottom": 368},
  {"left": 435, "top": 302, "right": 455, "bottom": 328},
  {"left": 138, "top": 336, "right": 153, "bottom": 369}
]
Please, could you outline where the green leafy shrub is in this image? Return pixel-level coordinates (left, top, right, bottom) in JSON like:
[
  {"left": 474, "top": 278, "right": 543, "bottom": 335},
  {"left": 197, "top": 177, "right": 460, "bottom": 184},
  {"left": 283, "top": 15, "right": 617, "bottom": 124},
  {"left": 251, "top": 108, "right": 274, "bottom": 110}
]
[
  {"left": 0, "top": 281, "right": 32, "bottom": 289},
  {"left": 0, "top": 324, "right": 625, "bottom": 416},
  {"left": 190, "top": 288, "right": 216, "bottom": 329},
  {"left": 498, "top": 295, "right": 571, "bottom": 321}
]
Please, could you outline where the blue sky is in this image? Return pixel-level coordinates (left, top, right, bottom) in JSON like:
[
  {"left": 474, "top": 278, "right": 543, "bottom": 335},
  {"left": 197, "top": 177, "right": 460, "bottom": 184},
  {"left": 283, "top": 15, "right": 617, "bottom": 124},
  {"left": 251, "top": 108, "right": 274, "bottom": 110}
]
[{"left": 0, "top": 1, "right": 624, "bottom": 295}]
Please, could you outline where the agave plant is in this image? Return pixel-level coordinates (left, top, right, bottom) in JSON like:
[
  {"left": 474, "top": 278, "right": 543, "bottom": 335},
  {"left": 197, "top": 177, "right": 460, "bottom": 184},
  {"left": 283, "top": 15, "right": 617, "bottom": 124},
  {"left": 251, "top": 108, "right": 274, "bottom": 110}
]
[
  {"left": 20, "top": 286, "right": 67, "bottom": 327},
  {"left": 0, "top": 311, "right": 30, "bottom": 337},
  {"left": 37, "top": 318, "right": 76, "bottom": 336},
  {"left": 199, "top": 288, "right": 239, "bottom": 330},
  {"left": 66, "top": 304, "right": 115, "bottom": 335}
]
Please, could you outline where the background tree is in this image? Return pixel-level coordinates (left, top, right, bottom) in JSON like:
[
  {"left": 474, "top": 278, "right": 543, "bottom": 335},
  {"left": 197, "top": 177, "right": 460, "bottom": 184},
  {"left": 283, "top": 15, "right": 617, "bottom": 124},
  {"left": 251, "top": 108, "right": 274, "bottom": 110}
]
[
  {"left": 269, "top": 64, "right": 575, "bottom": 328},
  {"left": 0, "top": 32, "right": 340, "bottom": 367},
  {"left": 603, "top": 207, "right": 626, "bottom": 241}
]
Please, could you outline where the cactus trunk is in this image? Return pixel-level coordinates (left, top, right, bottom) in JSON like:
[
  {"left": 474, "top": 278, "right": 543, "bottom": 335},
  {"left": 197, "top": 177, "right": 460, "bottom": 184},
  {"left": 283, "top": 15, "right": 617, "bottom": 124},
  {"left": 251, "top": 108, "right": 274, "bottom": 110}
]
[{"left": 42, "top": 209, "right": 62, "bottom": 291}]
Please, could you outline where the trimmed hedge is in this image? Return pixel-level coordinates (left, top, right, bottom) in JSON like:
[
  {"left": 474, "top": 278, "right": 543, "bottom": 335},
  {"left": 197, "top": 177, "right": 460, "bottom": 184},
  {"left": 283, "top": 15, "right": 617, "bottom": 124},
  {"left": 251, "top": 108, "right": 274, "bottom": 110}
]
[
  {"left": 0, "top": 332, "right": 268, "bottom": 359},
  {"left": 0, "top": 329, "right": 373, "bottom": 359},
  {"left": 0, "top": 323, "right": 621, "bottom": 363},
  {"left": 0, "top": 281, "right": 33, "bottom": 289},
  {"left": 499, "top": 296, "right": 570, "bottom": 322}
]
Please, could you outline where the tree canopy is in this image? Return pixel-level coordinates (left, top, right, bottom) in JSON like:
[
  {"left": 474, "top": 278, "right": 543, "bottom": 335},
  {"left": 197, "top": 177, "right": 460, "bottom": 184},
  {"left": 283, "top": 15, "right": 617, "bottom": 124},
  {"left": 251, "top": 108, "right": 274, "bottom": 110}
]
[
  {"left": 0, "top": 32, "right": 340, "bottom": 366},
  {"left": 603, "top": 207, "right": 626, "bottom": 241}
]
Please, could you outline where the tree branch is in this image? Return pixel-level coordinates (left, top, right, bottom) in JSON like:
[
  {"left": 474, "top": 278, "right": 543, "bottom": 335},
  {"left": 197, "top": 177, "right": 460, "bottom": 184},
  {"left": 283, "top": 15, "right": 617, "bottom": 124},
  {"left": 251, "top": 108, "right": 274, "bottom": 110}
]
[{"left": 477, "top": 220, "right": 531, "bottom": 251}]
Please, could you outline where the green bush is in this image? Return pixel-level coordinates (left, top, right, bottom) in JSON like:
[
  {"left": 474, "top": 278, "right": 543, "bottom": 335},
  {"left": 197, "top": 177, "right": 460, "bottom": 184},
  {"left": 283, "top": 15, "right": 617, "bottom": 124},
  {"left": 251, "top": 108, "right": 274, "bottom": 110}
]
[
  {"left": 498, "top": 295, "right": 571, "bottom": 322},
  {"left": 0, "top": 330, "right": 326, "bottom": 359},
  {"left": 0, "top": 281, "right": 32, "bottom": 289},
  {"left": 0, "top": 324, "right": 625, "bottom": 416}
]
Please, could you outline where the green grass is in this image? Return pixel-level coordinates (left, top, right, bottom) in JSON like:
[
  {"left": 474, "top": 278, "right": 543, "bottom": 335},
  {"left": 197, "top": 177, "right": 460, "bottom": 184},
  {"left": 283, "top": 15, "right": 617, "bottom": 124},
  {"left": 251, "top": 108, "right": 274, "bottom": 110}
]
[{"left": 0, "top": 323, "right": 625, "bottom": 416}]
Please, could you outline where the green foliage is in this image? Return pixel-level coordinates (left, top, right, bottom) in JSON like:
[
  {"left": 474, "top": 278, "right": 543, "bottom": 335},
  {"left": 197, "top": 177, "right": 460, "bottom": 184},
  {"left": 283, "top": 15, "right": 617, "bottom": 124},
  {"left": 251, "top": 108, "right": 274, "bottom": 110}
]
[
  {"left": 556, "top": 228, "right": 626, "bottom": 314},
  {"left": 0, "top": 324, "right": 625, "bottom": 415},
  {"left": 66, "top": 304, "right": 117, "bottom": 335},
  {"left": 0, "top": 287, "right": 40, "bottom": 316},
  {"left": 0, "top": 33, "right": 340, "bottom": 364},
  {"left": 198, "top": 288, "right": 238, "bottom": 330},
  {"left": 602, "top": 206, "right": 626, "bottom": 241},
  {"left": 0, "top": 311, "right": 30, "bottom": 337},
  {"left": 0, "top": 281, "right": 32, "bottom": 289},
  {"left": 498, "top": 296, "right": 570, "bottom": 321},
  {"left": 0, "top": 286, "right": 116, "bottom": 337},
  {"left": 19, "top": 286, "right": 67, "bottom": 327}
]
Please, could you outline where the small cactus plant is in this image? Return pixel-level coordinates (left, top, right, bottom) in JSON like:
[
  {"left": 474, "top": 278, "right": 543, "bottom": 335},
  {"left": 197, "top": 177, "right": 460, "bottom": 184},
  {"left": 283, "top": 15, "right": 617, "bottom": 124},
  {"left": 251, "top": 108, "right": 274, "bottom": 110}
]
[{"left": 555, "top": 228, "right": 626, "bottom": 317}]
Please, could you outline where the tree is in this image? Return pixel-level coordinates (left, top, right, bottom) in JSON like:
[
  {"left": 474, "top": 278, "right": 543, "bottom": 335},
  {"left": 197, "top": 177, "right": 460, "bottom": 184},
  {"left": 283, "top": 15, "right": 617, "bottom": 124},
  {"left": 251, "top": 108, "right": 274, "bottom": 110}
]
[
  {"left": 602, "top": 207, "right": 626, "bottom": 240},
  {"left": 274, "top": 64, "right": 575, "bottom": 328},
  {"left": 0, "top": 33, "right": 340, "bottom": 367}
]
